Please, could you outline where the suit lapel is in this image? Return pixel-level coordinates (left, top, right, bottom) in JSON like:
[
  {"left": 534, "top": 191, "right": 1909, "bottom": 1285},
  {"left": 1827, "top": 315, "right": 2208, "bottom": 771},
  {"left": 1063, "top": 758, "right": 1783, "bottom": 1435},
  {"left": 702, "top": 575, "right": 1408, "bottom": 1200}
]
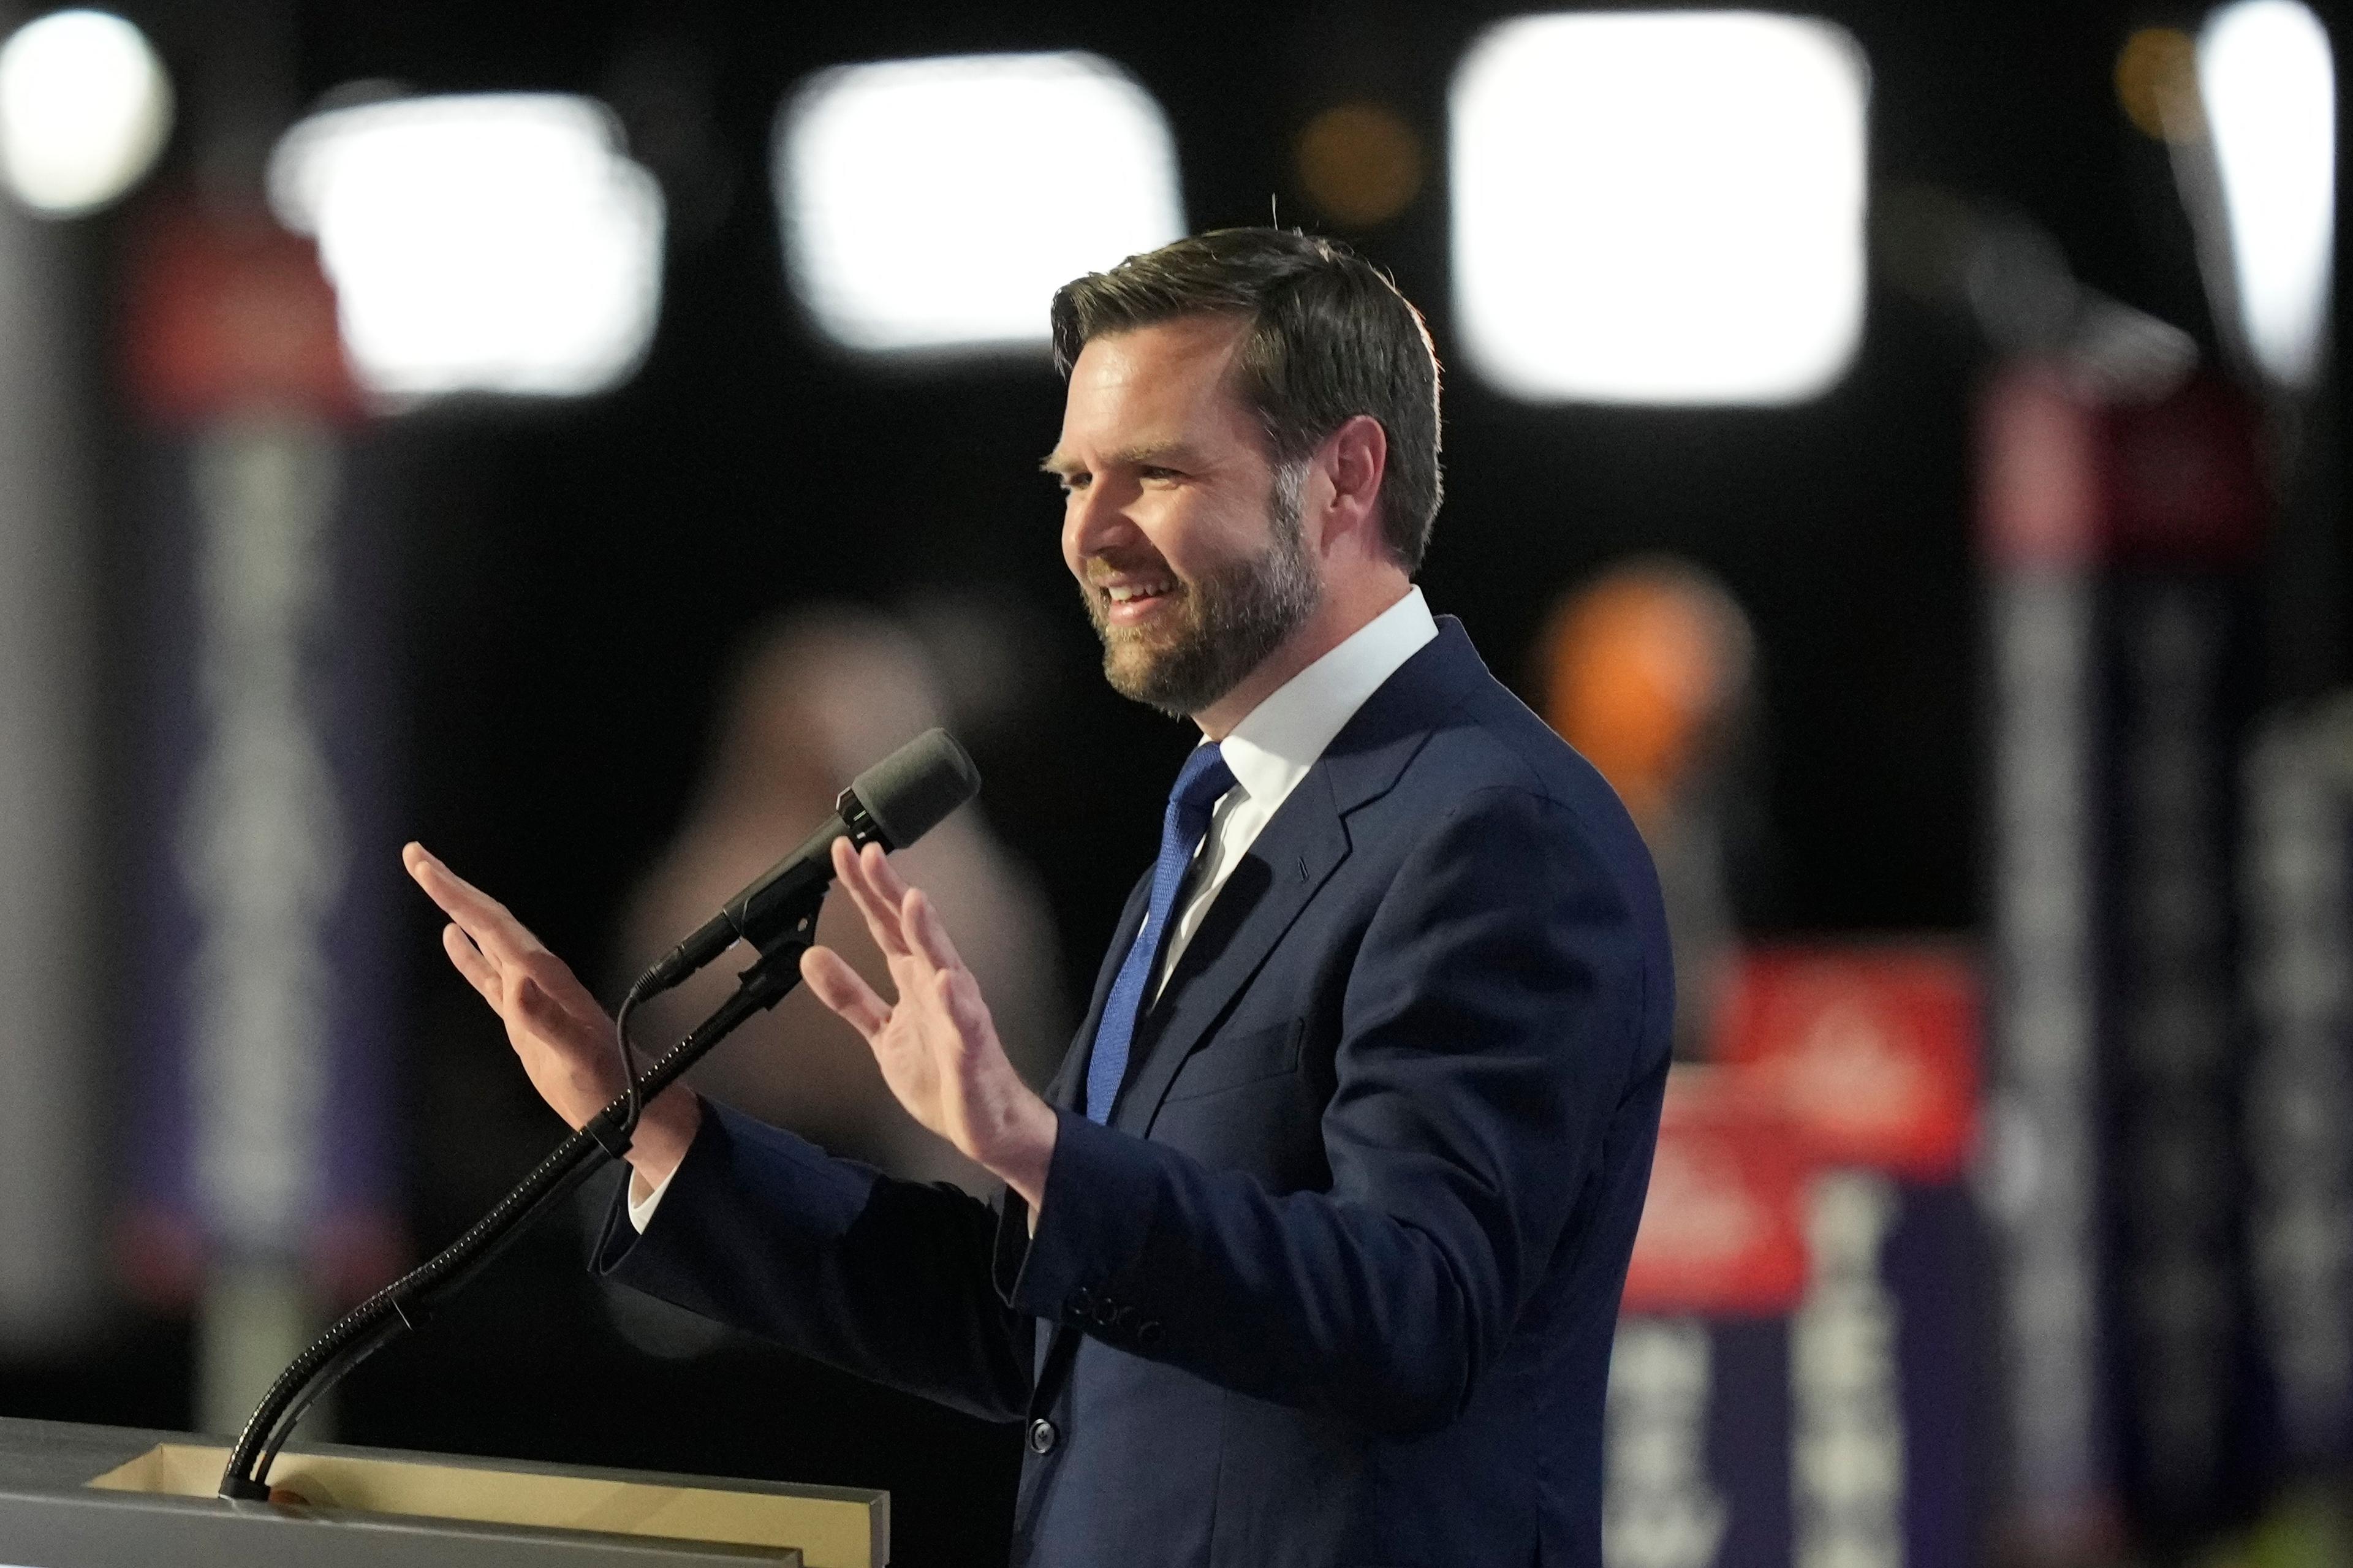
[
  {"left": 1043, "top": 870, "right": 1151, "bottom": 1112},
  {"left": 1108, "top": 623, "right": 1471, "bottom": 1137},
  {"left": 1112, "top": 770, "right": 1352, "bottom": 1137}
]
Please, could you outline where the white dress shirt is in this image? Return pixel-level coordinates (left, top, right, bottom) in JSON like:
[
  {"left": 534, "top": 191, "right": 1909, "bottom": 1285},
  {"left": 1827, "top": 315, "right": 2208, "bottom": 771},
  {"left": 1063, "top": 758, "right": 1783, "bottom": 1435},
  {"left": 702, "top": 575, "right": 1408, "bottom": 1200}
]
[
  {"left": 1150, "top": 586, "right": 1436, "bottom": 997},
  {"left": 629, "top": 588, "right": 1439, "bottom": 1230}
]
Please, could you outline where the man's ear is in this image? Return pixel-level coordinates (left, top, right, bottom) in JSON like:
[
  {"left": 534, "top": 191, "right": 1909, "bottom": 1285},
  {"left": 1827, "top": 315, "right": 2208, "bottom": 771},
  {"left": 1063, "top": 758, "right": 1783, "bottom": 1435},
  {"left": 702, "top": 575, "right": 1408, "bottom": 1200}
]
[{"left": 1319, "top": 414, "right": 1389, "bottom": 549}]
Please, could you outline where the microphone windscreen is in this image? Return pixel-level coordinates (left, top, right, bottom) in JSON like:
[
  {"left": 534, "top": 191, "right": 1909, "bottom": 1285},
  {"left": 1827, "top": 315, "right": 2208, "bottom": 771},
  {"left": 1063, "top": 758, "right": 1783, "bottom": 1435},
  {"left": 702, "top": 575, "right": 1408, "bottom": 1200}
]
[{"left": 851, "top": 729, "right": 981, "bottom": 849}]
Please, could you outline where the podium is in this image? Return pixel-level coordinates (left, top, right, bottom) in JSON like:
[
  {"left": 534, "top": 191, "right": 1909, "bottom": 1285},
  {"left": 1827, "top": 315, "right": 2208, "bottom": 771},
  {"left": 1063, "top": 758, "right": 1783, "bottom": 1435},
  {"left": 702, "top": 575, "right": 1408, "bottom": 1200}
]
[{"left": 0, "top": 1415, "right": 887, "bottom": 1565}]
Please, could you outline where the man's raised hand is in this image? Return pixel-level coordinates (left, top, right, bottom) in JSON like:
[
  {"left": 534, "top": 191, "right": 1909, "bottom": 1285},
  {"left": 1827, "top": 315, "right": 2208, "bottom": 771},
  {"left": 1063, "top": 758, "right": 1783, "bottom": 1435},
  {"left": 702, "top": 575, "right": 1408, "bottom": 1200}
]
[
  {"left": 800, "top": 838, "right": 1058, "bottom": 1210},
  {"left": 403, "top": 843, "right": 702, "bottom": 1189}
]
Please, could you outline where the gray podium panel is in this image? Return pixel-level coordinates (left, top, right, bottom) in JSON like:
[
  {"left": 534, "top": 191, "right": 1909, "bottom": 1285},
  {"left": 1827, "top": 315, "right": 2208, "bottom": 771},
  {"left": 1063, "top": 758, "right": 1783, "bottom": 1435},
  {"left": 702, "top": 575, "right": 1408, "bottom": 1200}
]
[{"left": 0, "top": 1417, "right": 888, "bottom": 1566}]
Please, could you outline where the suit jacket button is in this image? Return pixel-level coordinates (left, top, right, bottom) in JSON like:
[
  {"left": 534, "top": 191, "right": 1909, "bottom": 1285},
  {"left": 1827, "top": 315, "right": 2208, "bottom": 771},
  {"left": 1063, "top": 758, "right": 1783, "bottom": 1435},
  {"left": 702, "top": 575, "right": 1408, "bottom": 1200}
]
[
  {"left": 1066, "top": 1287, "right": 1094, "bottom": 1318},
  {"left": 1026, "top": 1418, "right": 1059, "bottom": 1455},
  {"left": 1136, "top": 1320, "right": 1164, "bottom": 1347}
]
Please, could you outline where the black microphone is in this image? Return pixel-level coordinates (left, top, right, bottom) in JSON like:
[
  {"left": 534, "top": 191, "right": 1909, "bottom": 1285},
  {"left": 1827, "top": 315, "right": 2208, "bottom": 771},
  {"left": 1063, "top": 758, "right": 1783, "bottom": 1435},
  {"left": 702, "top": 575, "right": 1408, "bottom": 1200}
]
[{"left": 642, "top": 727, "right": 981, "bottom": 992}]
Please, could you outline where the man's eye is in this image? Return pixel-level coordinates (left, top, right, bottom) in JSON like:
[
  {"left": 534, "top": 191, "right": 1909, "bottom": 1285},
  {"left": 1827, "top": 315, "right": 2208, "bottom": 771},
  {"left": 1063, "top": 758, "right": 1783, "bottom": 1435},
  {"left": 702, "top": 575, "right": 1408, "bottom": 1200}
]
[{"left": 1138, "top": 467, "right": 1180, "bottom": 483}]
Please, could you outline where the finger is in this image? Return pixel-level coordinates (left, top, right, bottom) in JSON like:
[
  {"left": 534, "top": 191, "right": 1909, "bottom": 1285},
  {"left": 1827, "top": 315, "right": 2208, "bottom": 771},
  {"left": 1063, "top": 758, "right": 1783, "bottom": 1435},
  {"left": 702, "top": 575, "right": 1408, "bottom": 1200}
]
[
  {"left": 852, "top": 841, "right": 931, "bottom": 967},
  {"left": 441, "top": 923, "right": 500, "bottom": 1004},
  {"left": 800, "top": 945, "right": 893, "bottom": 1040},
  {"left": 831, "top": 838, "right": 914, "bottom": 961},
  {"left": 903, "top": 888, "right": 968, "bottom": 977},
  {"left": 404, "top": 844, "right": 541, "bottom": 966},
  {"left": 937, "top": 966, "right": 995, "bottom": 1051},
  {"left": 858, "top": 841, "right": 917, "bottom": 913},
  {"left": 828, "top": 838, "right": 898, "bottom": 946},
  {"left": 413, "top": 847, "right": 608, "bottom": 1026}
]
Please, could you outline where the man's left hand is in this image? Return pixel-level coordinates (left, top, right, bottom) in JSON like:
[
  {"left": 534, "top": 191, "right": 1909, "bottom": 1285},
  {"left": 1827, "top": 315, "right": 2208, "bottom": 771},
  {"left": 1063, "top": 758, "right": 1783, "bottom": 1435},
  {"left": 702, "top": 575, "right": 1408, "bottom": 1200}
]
[{"left": 801, "top": 839, "right": 1059, "bottom": 1211}]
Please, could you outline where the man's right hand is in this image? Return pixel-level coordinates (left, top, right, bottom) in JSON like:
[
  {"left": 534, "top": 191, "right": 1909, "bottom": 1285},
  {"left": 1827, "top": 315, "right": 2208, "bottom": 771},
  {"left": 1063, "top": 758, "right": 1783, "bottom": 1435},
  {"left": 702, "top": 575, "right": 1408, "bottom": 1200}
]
[{"left": 404, "top": 843, "right": 702, "bottom": 1193}]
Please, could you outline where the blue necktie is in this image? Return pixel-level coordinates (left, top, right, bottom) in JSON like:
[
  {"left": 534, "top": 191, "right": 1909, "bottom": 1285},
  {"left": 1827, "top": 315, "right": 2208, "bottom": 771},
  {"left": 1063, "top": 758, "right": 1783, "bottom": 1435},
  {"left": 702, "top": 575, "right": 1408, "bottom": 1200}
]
[{"left": 1085, "top": 743, "right": 1238, "bottom": 1123}]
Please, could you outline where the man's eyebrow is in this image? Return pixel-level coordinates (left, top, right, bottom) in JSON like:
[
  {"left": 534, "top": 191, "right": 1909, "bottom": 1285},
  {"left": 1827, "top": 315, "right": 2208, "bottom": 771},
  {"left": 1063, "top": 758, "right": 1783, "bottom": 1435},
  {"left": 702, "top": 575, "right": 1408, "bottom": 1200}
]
[
  {"left": 1114, "top": 441, "right": 1200, "bottom": 468},
  {"left": 1040, "top": 441, "right": 1205, "bottom": 478},
  {"left": 1063, "top": 442, "right": 1195, "bottom": 466}
]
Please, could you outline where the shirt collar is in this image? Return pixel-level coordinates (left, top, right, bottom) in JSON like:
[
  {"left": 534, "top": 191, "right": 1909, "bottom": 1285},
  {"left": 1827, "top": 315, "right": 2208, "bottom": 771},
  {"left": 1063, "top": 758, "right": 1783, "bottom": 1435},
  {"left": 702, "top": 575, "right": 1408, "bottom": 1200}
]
[{"left": 1211, "top": 587, "right": 1439, "bottom": 809}]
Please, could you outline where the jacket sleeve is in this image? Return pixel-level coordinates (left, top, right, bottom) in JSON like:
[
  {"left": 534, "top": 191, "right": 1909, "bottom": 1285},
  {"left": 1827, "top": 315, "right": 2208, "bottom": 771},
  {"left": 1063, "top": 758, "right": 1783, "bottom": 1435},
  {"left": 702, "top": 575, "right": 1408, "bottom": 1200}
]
[
  {"left": 993, "top": 784, "right": 1656, "bottom": 1435},
  {"left": 593, "top": 1100, "right": 1035, "bottom": 1422}
]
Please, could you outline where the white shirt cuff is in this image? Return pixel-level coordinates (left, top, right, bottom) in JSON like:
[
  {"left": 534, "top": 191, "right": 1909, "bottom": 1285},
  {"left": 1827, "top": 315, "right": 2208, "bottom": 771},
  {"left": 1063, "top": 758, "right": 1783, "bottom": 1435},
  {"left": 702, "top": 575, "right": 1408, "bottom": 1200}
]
[{"left": 626, "top": 1167, "right": 677, "bottom": 1233}]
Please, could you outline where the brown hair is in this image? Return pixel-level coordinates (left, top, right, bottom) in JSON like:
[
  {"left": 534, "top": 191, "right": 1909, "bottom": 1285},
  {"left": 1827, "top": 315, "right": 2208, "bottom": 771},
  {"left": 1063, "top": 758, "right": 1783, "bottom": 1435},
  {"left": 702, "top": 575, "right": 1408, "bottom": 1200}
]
[{"left": 1050, "top": 228, "right": 1444, "bottom": 572}]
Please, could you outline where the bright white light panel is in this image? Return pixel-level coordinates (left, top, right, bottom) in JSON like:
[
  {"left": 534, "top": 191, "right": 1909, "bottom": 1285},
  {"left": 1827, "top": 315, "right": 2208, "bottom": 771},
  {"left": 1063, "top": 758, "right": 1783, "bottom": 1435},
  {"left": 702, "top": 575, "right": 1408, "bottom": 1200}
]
[
  {"left": 2200, "top": 0, "right": 2335, "bottom": 389},
  {"left": 268, "top": 94, "right": 665, "bottom": 400},
  {"left": 778, "top": 52, "right": 1184, "bottom": 354},
  {"left": 1450, "top": 12, "right": 1869, "bottom": 405},
  {"left": 0, "top": 8, "right": 172, "bottom": 217}
]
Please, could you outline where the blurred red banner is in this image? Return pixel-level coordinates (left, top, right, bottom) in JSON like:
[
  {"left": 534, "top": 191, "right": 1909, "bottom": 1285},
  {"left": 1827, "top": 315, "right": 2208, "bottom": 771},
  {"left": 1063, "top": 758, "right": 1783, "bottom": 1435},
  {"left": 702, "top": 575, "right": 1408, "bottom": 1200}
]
[
  {"left": 1716, "top": 944, "right": 1979, "bottom": 1182},
  {"left": 122, "top": 203, "right": 360, "bottom": 425},
  {"left": 1621, "top": 1066, "right": 1809, "bottom": 1316},
  {"left": 1623, "top": 944, "right": 1982, "bottom": 1316}
]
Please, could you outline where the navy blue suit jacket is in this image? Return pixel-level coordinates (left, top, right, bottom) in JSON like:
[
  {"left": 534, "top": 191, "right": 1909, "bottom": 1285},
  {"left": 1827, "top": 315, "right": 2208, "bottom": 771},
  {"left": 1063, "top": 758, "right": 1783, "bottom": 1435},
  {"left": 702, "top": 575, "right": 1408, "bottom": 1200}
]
[{"left": 596, "top": 618, "right": 1672, "bottom": 1567}]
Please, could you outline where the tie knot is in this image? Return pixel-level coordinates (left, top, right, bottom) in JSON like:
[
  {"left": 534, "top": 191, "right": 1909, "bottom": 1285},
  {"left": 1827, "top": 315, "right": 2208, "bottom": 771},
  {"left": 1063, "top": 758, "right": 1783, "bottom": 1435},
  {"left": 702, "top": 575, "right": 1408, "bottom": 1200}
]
[{"left": 1170, "top": 743, "right": 1237, "bottom": 817}]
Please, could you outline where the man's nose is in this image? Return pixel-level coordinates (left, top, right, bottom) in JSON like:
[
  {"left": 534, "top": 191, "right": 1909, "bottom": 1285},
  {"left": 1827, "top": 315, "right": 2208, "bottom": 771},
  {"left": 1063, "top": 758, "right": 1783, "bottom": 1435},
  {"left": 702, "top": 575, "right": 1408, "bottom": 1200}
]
[{"left": 1064, "top": 482, "right": 1142, "bottom": 559}]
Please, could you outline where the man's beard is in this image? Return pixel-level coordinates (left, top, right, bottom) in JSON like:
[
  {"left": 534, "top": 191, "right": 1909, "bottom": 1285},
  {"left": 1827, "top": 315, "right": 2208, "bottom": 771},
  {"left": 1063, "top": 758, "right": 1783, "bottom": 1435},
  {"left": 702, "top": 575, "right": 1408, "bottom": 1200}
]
[{"left": 1082, "top": 465, "right": 1321, "bottom": 719}]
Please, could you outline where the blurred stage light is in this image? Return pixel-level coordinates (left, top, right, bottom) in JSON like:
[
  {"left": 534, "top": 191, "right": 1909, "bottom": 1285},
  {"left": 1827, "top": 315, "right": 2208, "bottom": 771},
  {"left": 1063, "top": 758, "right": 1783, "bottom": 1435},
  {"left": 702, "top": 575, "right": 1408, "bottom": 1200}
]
[
  {"left": 2199, "top": 0, "right": 2335, "bottom": 389},
  {"left": 1296, "top": 102, "right": 1425, "bottom": 229},
  {"left": 0, "top": 9, "right": 171, "bottom": 217},
  {"left": 1450, "top": 12, "right": 1868, "bottom": 405},
  {"left": 268, "top": 94, "right": 664, "bottom": 400},
  {"left": 777, "top": 53, "right": 1183, "bottom": 354},
  {"left": 2115, "top": 28, "right": 2203, "bottom": 143}
]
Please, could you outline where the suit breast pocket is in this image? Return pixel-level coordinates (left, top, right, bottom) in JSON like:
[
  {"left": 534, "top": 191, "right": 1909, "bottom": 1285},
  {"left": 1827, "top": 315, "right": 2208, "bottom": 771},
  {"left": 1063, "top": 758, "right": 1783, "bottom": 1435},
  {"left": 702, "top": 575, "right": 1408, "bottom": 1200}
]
[{"left": 1162, "top": 1020, "right": 1304, "bottom": 1104}]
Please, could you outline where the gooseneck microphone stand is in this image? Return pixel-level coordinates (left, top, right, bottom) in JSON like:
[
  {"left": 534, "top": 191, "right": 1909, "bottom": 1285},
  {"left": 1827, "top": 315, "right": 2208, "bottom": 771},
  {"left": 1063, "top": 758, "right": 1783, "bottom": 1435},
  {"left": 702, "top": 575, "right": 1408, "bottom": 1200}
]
[{"left": 214, "top": 890, "right": 826, "bottom": 1501}]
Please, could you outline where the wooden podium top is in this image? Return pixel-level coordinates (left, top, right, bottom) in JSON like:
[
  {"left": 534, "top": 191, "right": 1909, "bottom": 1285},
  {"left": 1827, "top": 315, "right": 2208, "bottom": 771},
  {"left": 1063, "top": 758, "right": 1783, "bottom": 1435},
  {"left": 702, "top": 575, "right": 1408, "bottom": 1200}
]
[{"left": 0, "top": 1415, "right": 887, "bottom": 1566}]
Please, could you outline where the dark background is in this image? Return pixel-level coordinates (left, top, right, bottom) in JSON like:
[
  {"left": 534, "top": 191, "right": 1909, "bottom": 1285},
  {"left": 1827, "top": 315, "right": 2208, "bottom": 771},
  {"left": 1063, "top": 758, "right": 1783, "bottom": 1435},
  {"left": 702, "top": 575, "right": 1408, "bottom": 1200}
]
[{"left": 4, "top": 2, "right": 2344, "bottom": 1564}]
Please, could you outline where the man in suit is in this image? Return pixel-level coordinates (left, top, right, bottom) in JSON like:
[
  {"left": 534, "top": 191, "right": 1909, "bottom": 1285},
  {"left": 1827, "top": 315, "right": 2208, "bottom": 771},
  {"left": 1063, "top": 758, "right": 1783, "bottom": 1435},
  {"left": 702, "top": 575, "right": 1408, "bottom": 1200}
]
[{"left": 406, "top": 229, "right": 1672, "bottom": 1566}]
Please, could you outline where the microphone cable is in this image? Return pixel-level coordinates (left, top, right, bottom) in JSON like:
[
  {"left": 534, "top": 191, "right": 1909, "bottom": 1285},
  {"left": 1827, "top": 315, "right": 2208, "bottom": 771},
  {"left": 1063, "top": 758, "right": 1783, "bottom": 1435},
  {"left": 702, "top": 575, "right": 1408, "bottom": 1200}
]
[{"left": 610, "top": 972, "right": 659, "bottom": 1150}]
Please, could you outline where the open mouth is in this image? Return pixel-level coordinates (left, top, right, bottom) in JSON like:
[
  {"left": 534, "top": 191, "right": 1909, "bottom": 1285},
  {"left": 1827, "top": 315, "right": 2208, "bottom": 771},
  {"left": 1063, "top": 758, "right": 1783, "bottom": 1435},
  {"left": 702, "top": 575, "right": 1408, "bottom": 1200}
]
[{"left": 1099, "top": 574, "right": 1180, "bottom": 624}]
